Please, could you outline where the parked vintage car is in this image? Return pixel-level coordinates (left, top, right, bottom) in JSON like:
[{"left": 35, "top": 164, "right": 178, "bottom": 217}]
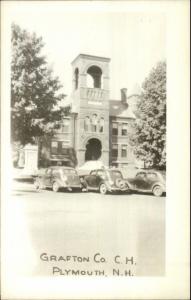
[
  {"left": 80, "top": 168, "right": 129, "bottom": 194},
  {"left": 126, "top": 170, "right": 166, "bottom": 197},
  {"left": 34, "top": 166, "right": 83, "bottom": 192}
]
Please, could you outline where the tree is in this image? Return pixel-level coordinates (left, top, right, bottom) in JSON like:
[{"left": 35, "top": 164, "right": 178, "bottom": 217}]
[
  {"left": 130, "top": 61, "right": 166, "bottom": 169},
  {"left": 11, "top": 23, "right": 67, "bottom": 146}
]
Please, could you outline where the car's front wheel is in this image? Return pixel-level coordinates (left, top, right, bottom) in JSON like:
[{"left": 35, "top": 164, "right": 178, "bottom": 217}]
[
  {"left": 34, "top": 179, "right": 42, "bottom": 191},
  {"left": 99, "top": 183, "right": 107, "bottom": 195},
  {"left": 52, "top": 182, "right": 60, "bottom": 193},
  {"left": 153, "top": 185, "right": 163, "bottom": 197}
]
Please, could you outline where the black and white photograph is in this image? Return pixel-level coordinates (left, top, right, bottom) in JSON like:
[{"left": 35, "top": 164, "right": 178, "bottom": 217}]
[{"left": 1, "top": 1, "right": 189, "bottom": 299}]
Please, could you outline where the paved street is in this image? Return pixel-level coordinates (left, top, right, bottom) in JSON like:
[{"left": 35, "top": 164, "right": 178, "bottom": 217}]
[{"left": 8, "top": 180, "right": 165, "bottom": 277}]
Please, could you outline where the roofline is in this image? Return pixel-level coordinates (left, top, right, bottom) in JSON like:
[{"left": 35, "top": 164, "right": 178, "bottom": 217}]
[
  {"left": 71, "top": 53, "right": 111, "bottom": 65},
  {"left": 127, "top": 94, "right": 141, "bottom": 99}
]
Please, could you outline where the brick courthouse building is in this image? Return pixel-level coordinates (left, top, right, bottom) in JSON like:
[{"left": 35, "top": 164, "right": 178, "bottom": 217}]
[{"left": 39, "top": 54, "right": 136, "bottom": 168}]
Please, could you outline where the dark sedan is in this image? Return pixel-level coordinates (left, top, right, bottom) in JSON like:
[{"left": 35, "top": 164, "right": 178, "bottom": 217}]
[
  {"left": 81, "top": 168, "right": 129, "bottom": 194},
  {"left": 34, "top": 166, "right": 83, "bottom": 192},
  {"left": 126, "top": 170, "right": 166, "bottom": 196}
]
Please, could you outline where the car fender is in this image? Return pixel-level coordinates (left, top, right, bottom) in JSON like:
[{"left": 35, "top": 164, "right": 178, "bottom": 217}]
[
  {"left": 52, "top": 178, "right": 62, "bottom": 187},
  {"left": 99, "top": 180, "right": 107, "bottom": 188},
  {"left": 114, "top": 178, "right": 127, "bottom": 189},
  {"left": 34, "top": 177, "right": 46, "bottom": 189},
  {"left": 35, "top": 176, "right": 43, "bottom": 183},
  {"left": 124, "top": 179, "right": 132, "bottom": 189},
  {"left": 80, "top": 175, "right": 88, "bottom": 181},
  {"left": 79, "top": 176, "right": 89, "bottom": 188},
  {"left": 152, "top": 182, "right": 165, "bottom": 192}
]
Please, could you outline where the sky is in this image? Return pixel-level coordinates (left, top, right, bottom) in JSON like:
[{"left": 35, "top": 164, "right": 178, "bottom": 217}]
[{"left": 5, "top": 1, "right": 166, "bottom": 99}]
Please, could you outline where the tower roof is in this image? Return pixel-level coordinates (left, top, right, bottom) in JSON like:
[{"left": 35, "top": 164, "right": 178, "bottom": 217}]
[{"left": 71, "top": 53, "right": 111, "bottom": 65}]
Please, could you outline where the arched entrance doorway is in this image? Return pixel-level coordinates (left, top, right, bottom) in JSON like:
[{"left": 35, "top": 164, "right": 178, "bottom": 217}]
[{"left": 85, "top": 138, "right": 102, "bottom": 161}]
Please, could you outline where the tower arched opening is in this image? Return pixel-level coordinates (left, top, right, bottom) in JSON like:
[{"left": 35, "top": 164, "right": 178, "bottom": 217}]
[{"left": 87, "top": 65, "right": 102, "bottom": 88}]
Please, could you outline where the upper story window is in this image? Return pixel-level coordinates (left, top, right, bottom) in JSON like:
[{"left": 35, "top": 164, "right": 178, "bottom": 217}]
[
  {"left": 122, "top": 123, "right": 128, "bottom": 136},
  {"left": 91, "top": 114, "right": 98, "bottom": 132},
  {"left": 84, "top": 116, "right": 90, "bottom": 131},
  {"left": 121, "top": 144, "right": 127, "bottom": 157},
  {"left": 84, "top": 115, "right": 104, "bottom": 133},
  {"left": 112, "top": 144, "right": 118, "bottom": 158},
  {"left": 51, "top": 141, "right": 58, "bottom": 154},
  {"left": 112, "top": 122, "right": 118, "bottom": 135},
  {"left": 87, "top": 65, "right": 102, "bottom": 89},
  {"left": 61, "top": 146, "right": 68, "bottom": 155},
  {"left": 62, "top": 119, "right": 70, "bottom": 133},
  {"left": 51, "top": 141, "right": 70, "bottom": 155},
  {"left": 74, "top": 68, "right": 79, "bottom": 90},
  {"left": 99, "top": 117, "right": 104, "bottom": 133}
]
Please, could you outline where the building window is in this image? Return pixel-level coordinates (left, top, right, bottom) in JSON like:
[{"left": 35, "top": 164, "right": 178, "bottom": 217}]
[
  {"left": 99, "top": 117, "right": 104, "bottom": 132},
  {"left": 121, "top": 144, "right": 127, "bottom": 158},
  {"left": 91, "top": 114, "right": 98, "bottom": 132},
  {"left": 51, "top": 141, "right": 58, "bottom": 154},
  {"left": 62, "top": 119, "right": 70, "bottom": 133},
  {"left": 112, "top": 122, "right": 118, "bottom": 135},
  {"left": 62, "top": 141, "right": 69, "bottom": 147},
  {"left": 84, "top": 116, "right": 90, "bottom": 131},
  {"left": 112, "top": 144, "right": 118, "bottom": 158},
  {"left": 122, "top": 123, "right": 128, "bottom": 136},
  {"left": 61, "top": 146, "right": 68, "bottom": 155},
  {"left": 74, "top": 68, "right": 79, "bottom": 90}
]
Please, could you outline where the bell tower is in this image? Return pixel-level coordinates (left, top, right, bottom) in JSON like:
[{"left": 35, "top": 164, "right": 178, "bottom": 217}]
[{"left": 70, "top": 54, "right": 110, "bottom": 166}]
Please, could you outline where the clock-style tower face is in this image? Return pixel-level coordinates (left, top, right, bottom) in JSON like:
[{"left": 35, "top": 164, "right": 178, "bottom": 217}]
[{"left": 71, "top": 54, "right": 111, "bottom": 166}]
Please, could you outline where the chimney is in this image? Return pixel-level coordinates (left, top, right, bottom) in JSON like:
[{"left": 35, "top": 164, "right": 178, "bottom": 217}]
[{"left": 121, "top": 88, "right": 127, "bottom": 104}]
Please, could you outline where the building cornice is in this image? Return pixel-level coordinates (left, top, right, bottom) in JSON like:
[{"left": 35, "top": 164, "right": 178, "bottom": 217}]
[{"left": 71, "top": 53, "right": 111, "bottom": 65}]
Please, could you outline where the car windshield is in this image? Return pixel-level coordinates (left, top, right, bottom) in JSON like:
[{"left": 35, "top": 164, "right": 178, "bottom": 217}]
[
  {"left": 97, "top": 170, "right": 105, "bottom": 177},
  {"left": 109, "top": 170, "right": 122, "bottom": 180},
  {"left": 147, "top": 172, "right": 158, "bottom": 180},
  {"left": 62, "top": 169, "right": 77, "bottom": 175},
  {"left": 155, "top": 172, "right": 166, "bottom": 182}
]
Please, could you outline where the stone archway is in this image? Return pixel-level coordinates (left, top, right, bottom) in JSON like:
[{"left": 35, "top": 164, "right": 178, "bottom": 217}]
[{"left": 85, "top": 138, "right": 102, "bottom": 161}]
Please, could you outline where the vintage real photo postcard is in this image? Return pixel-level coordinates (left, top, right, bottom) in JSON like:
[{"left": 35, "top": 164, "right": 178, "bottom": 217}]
[{"left": 1, "top": 0, "right": 190, "bottom": 299}]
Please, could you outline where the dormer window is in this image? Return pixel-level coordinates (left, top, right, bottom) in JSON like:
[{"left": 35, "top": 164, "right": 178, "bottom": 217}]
[{"left": 87, "top": 65, "right": 102, "bottom": 88}]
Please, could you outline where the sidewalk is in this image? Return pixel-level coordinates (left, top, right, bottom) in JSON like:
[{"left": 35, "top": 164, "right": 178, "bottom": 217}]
[
  {"left": 12, "top": 173, "right": 35, "bottom": 194},
  {"left": 12, "top": 167, "right": 36, "bottom": 181},
  {"left": 12, "top": 168, "right": 35, "bottom": 195}
]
